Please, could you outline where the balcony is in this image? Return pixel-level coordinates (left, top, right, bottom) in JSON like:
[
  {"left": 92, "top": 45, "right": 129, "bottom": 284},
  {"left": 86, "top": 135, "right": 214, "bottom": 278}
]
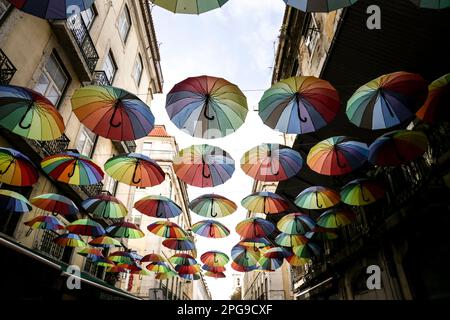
[
  {"left": 0, "top": 48, "right": 17, "bottom": 85},
  {"left": 112, "top": 140, "right": 137, "bottom": 154},
  {"left": 91, "top": 70, "right": 111, "bottom": 86},
  {"left": 26, "top": 134, "right": 71, "bottom": 158}
]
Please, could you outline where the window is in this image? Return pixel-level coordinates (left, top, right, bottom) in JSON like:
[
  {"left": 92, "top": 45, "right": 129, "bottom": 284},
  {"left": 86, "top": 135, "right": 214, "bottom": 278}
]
[
  {"left": 103, "top": 50, "right": 117, "bottom": 84},
  {"left": 81, "top": 5, "right": 97, "bottom": 30},
  {"left": 0, "top": 0, "right": 10, "bottom": 22},
  {"left": 132, "top": 54, "right": 143, "bottom": 86},
  {"left": 34, "top": 52, "right": 70, "bottom": 107},
  {"left": 104, "top": 176, "right": 119, "bottom": 196},
  {"left": 118, "top": 5, "right": 131, "bottom": 43},
  {"left": 142, "top": 142, "right": 153, "bottom": 157},
  {"left": 76, "top": 126, "right": 97, "bottom": 157},
  {"left": 305, "top": 16, "right": 320, "bottom": 56}
]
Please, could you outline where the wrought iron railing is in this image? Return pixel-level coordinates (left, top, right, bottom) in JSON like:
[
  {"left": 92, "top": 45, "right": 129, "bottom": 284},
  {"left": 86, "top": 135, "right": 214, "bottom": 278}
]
[
  {"left": 72, "top": 182, "right": 104, "bottom": 199},
  {"left": 91, "top": 70, "right": 111, "bottom": 86},
  {"left": 0, "top": 48, "right": 17, "bottom": 85},
  {"left": 26, "top": 134, "right": 71, "bottom": 157}
]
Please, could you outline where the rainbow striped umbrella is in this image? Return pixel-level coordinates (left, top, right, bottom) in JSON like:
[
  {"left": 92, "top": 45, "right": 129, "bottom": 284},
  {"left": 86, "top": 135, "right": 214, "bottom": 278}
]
[
  {"left": 0, "top": 84, "right": 65, "bottom": 140},
  {"left": 108, "top": 251, "right": 136, "bottom": 265},
  {"left": 150, "top": 0, "right": 229, "bottom": 14},
  {"left": 72, "top": 85, "right": 155, "bottom": 141},
  {"left": 241, "top": 143, "right": 303, "bottom": 182},
  {"left": 117, "top": 262, "right": 141, "bottom": 271},
  {"left": 277, "top": 213, "right": 316, "bottom": 235},
  {"left": 53, "top": 233, "right": 87, "bottom": 247},
  {"left": 104, "top": 153, "right": 165, "bottom": 188},
  {"left": 6, "top": 0, "right": 95, "bottom": 19},
  {"left": 166, "top": 75, "right": 248, "bottom": 139},
  {"left": 239, "top": 237, "right": 271, "bottom": 248},
  {"left": 346, "top": 71, "right": 428, "bottom": 130},
  {"left": 200, "top": 251, "right": 229, "bottom": 267},
  {"left": 262, "top": 247, "right": 291, "bottom": 260},
  {"left": 275, "top": 233, "right": 308, "bottom": 247},
  {"left": 82, "top": 195, "right": 127, "bottom": 219},
  {"left": 258, "top": 257, "right": 283, "bottom": 271},
  {"left": 202, "top": 265, "right": 226, "bottom": 273},
  {"left": 106, "top": 266, "right": 128, "bottom": 273},
  {"left": 189, "top": 194, "right": 237, "bottom": 218},
  {"left": 259, "top": 76, "right": 340, "bottom": 134},
  {"left": 307, "top": 136, "right": 369, "bottom": 176},
  {"left": 174, "top": 144, "right": 235, "bottom": 188},
  {"left": 236, "top": 218, "right": 275, "bottom": 239},
  {"left": 340, "top": 179, "right": 385, "bottom": 206},
  {"left": 231, "top": 261, "right": 258, "bottom": 272},
  {"left": 241, "top": 192, "right": 289, "bottom": 215},
  {"left": 410, "top": 0, "right": 450, "bottom": 9},
  {"left": 106, "top": 221, "right": 144, "bottom": 239},
  {"left": 305, "top": 227, "right": 338, "bottom": 241},
  {"left": 175, "top": 264, "right": 201, "bottom": 274},
  {"left": 24, "top": 215, "right": 64, "bottom": 231},
  {"left": 416, "top": 73, "right": 450, "bottom": 123},
  {"left": 41, "top": 151, "right": 104, "bottom": 185},
  {"left": 78, "top": 247, "right": 104, "bottom": 259},
  {"left": 231, "top": 244, "right": 260, "bottom": 267},
  {"left": 131, "top": 269, "right": 152, "bottom": 277},
  {"left": 66, "top": 219, "right": 105, "bottom": 237},
  {"left": 286, "top": 253, "right": 310, "bottom": 267},
  {"left": 147, "top": 220, "right": 187, "bottom": 238},
  {"left": 179, "top": 273, "right": 201, "bottom": 281},
  {"left": 317, "top": 208, "right": 357, "bottom": 228},
  {"left": 31, "top": 193, "right": 78, "bottom": 216},
  {"left": 0, "top": 189, "right": 32, "bottom": 213},
  {"left": 169, "top": 253, "right": 197, "bottom": 266},
  {"left": 283, "top": 0, "right": 358, "bottom": 12},
  {"left": 91, "top": 257, "right": 115, "bottom": 268},
  {"left": 89, "top": 236, "right": 122, "bottom": 248},
  {"left": 295, "top": 186, "right": 340, "bottom": 210},
  {"left": 293, "top": 243, "right": 321, "bottom": 258},
  {"left": 141, "top": 253, "right": 165, "bottom": 263},
  {"left": 162, "top": 238, "right": 195, "bottom": 251},
  {"left": 369, "top": 130, "right": 429, "bottom": 167},
  {"left": 191, "top": 220, "right": 230, "bottom": 238},
  {"left": 0, "top": 147, "right": 38, "bottom": 186},
  {"left": 156, "top": 270, "right": 177, "bottom": 280},
  {"left": 134, "top": 195, "right": 182, "bottom": 219},
  {"left": 205, "top": 271, "right": 226, "bottom": 278}
]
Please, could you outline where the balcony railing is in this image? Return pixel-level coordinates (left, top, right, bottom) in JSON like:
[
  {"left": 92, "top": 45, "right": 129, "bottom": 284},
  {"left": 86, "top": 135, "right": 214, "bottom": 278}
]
[
  {"left": 91, "top": 70, "right": 111, "bottom": 86},
  {"left": 26, "top": 134, "right": 71, "bottom": 157},
  {"left": 0, "top": 48, "right": 17, "bottom": 85},
  {"left": 72, "top": 182, "right": 104, "bottom": 199}
]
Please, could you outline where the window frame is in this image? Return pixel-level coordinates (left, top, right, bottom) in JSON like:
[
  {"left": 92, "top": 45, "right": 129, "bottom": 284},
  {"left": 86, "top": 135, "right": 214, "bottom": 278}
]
[
  {"left": 0, "top": 0, "right": 12, "bottom": 24},
  {"left": 118, "top": 5, "right": 132, "bottom": 44},
  {"left": 76, "top": 125, "right": 98, "bottom": 158},
  {"left": 132, "top": 53, "right": 144, "bottom": 87},
  {"left": 80, "top": 4, "right": 97, "bottom": 30},
  {"left": 103, "top": 50, "right": 118, "bottom": 84}
]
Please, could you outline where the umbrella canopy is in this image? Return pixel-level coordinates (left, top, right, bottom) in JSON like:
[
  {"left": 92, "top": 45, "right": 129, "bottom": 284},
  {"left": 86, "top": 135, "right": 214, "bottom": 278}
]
[
  {"left": 104, "top": 153, "right": 165, "bottom": 188},
  {"left": 156, "top": 270, "right": 177, "bottom": 280},
  {"left": 108, "top": 251, "right": 136, "bottom": 265},
  {"left": 238, "top": 237, "right": 271, "bottom": 252},
  {"left": 259, "top": 76, "right": 340, "bottom": 134},
  {"left": 307, "top": 136, "right": 369, "bottom": 176},
  {"left": 0, "top": 189, "right": 32, "bottom": 213},
  {"left": 293, "top": 243, "right": 322, "bottom": 259},
  {"left": 82, "top": 194, "right": 128, "bottom": 220},
  {"left": 174, "top": 144, "right": 235, "bottom": 188},
  {"left": 53, "top": 233, "right": 87, "bottom": 247},
  {"left": 275, "top": 233, "right": 308, "bottom": 247},
  {"left": 162, "top": 238, "right": 196, "bottom": 251},
  {"left": 205, "top": 271, "right": 226, "bottom": 278},
  {"left": 231, "top": 244, "right": 260, "bottom": 267},
  {"left": 241, "top": 143, "right": 303, "bottom": 182},
  {"left": 0, "top": 85, "right": 64, "bottom": 140},
  {"left": 258, "top": 257, "right": 283, "bottom": 271},
  {"left": 346, "top": 71, "right": 428, "bottom": 130},
  {"left": 106, "top": 266, "right": 128, "bottom": 273},
  {"left": 148, "top": 221, "right": 187, "bottom": 239},
  {"left": 191, "top": 220, "right": 230, "bottom": 238},
  {"left": 66, "top": 219, "right": 105, "bottom": 237},
  {"left": 340, "top": 179, "right": 385, "bottom": 206},
  {"left": 77, "top": 247, "right": 104, "bottom": 258},
  {"left": 134, "top": 195, "right": 182, "bottom": 219},
  {"left": 277, "top": 213, "right": 316, "bottom": 235},
  {"left": 200, "top": 251, "right": 229, "bottom": 267},
  {"left": 166, "top": 75, "right": 248, "bottom": 139},
  {"left": 175, "top": 264, "right": 201, "bottom": 274},
  {"left": 24, "top": 215, "right": 64, "bottom": 231},
  {"left": 231, "top": 261, "right": 258, "bottom": 272},
  {"left": 31, "top": 193, "right": 78, "bottom": 216},
  {"left": 131, "top": 269, "right": 152, "bottom": 277},
  {"left": 283, "top": 0, "right": 358, "bottom": 12},
  {"left": 88, "top": 235, "right": 122, "bottom": 248},
  {"left": 72, "top": 85, "right": 155, "bottom": 141},
  {"left": 169, "top": 253, "right": 197, "bottom": 266},
  {"left": 305, "top": 227, "right": 339, "bottom": 241},
  {"left": 150, "top": 0, "right": 229, "bottom": 14},
  {"left": 179, "top": 273, "right": 201, "bottom": 281},
  {"left": 236, "top": 218, "right": 275, "bottom": 239},
  {"left": 416, "top": 73, "right": 450, "bottom": 123},
  {"left": 92, "top": 257, "right": 115, "bottom": 268},
  {"left": 41, "top": 151, "right": 104, "bottom": 185},
  {"left": 189, "top": 194, "right": 237, "bottom": 218},
  {"left": 317, "top": 208, "right": 357, "bottom": 228},
  {"left": 202, "top": 265, "right": 226, "bottom": 273},
  {"left": 141, "top": 253, "right": 165, "bottom": 263},
  {"left": 286, "top": 253, "right": 310, "bottom": 267},
  {"left": 106, "top": 222, "right": 145, "bottom": 239},
  {"left": 6, "top": 0, "right": 95, "bottom": 19},
  {"left": 241, "top": 192, "right": 289, "bottom": 215},
  {"left": 0, "top": 147, "right": 38, "bottom": 186},
  {"left": 410, "top": 0, "right": 450, "bottom": 9},
  {"left": 368, "top": 130, "right": 429, "bottom": 167},
  {"left": 295, "top": 186, "right": 340, "bottom": 210},
  {"left": 262, "top": 247, "right": 291, "bottom": 260}
]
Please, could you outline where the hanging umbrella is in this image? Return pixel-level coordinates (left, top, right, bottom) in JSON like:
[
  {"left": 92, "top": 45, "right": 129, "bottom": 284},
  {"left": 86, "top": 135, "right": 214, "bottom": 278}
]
[
  {"left": 88, "top": 235, "right": 122, "bottom": 248},
  {"left": 82, "top": 194, "right": 127, "bottom": 219},
  {"left": 231, "top": 244, "right": 260, "bottom": 267},
  {"left": 5, "top": 0, "right": 95, "bottom": 19},
  {"left": 236, "top": 218, "right": 275, "bottom": 239},
  {"left": 275, "top": 233, "right": 308, "bottom": 247},
  {"left": 24, "top": 215, "right": 64, "bottom": 231},
  {"left": 317, "top": 208, "right": 357, "bottom": 228},
  {"left": 175, "top": 264, "right": 201, "bottom": 275},
  {"left": 179, "top": 273, "right": 201, "bottom": 281},
  {"left": 241, "top": 192, "right": 289, "bottom": 215},
  {"left": 283, "top": 0, "right": 359, "bottom": 12},
  {"left": 191, "top": 220, "right": 230, "bottom": 238},
  {"left": 293, "top": 243, "right": 321, "bottom": 258},
  {"left": 141, "top": 253, "right": 165, "bottom": 263},
  {"left": 202, "top": 265, "right": 226, "bottom": 273},
  {"left": 241, "top": 143, "right": 303, "bottom": 182},
  {"left": 72, "top": 85, "right": 155, "bottom": 141},
  {"left": 368, "top": 130, "right": 429, "bottom": 167},
  {"left": 205, "top": 271, "right": 226, "bottom": 278},
  {"left": 162, "top": 238, "right": 195, "bottom": 251},
  {"left": 174, "top": 144, "right": 235, "bottom": 188},
  {"left": 131, "top": 269, "right": 152, "bottom": 277},
  {"left": 41, "top": 151, "right": 104, "bottom": 185},
  {"left": 106, "top": 266, "right": 128, "bottom": 273},
  {"left": 0, "top": 189, "right": 32, "bottom": 213},
  {"left": 150, "top": 0, "right": 229, "bottom": 14},
  {"left": 166, "top": 75, "right": 248, "bottom": 139},
  {"left": 286, "top": 253, "right": 310, "bottom": 267},
  {"left": 147, "top": 262, "right": 172, "bottom": 273},
  {"left": 259, "top": 76, "right": 340, "bottom": 134},
  {"left": 66, "top": 219, "right": 105, "bottom": 237},
  {"left": 92, "top": 257, "right": 115, "bottom": 268},
  {"left": 200, "top": 251, "right": 229, "bottom": 267},
  {"left": 31, "top": 193, "right": 78, "bottom": 217},
  {"left": 0, "top": 147, "right": 38, "bottom": 186},
  {"left": 147, "top": 221, "right": 187, "bottom": 238},
  {"left": 53, "top": 233, "right": 87, "bottom": 247},
  {"left": 239, "top": 237, "right": 271, "bottom": 248},
  {"left": 169, "top": 253, "right": 197, "bottom": 266},
  {"left": 258, "top": 257, "right": 283, "bottom": 271},
  {"left": 277, "top": 213, "right": 316, "bottom": 235},
  {"left": 416, "top": 73, "right": 450, "bottom": 123},
  {"left": 307, "top": 136, "right": 369, "bottom": 176},
  {"left": 231, "top": 261, "right": 258, "bottom": 272},
  {"left": 189, "top": 194, "right": 237, "bottom": 218},
  {"left": 294, "top": 186, "right": 340, "bottom": 210},
  {"left": 156, "top": 270, "right": 177, "bottom": 280},
  {"left": 305, "top": 227, "right": 339, "bottom": 241},
  {"left": 78, "top": 247, "right": 104, "bottom": 259},
  {"left": 346, "top": 71, "right": 428, "bottom": 130},
  {"left": 262, "top": 247, "right": 291, "bottom": 260},
  {"left": 108, "top": 251, "right": 136, "bottom": 265},
  {"left": 106, "top": 221, "right": 145, "bottom": 239},
  {"left": 134, "top": 195, "right": 182, "bottom": 219},
  {"left": 410, "top": 0, "right": 450, "bottom": 9},
  {"left": 340, "top": 179, "right": 385, "bottom": 206},
  {"left": 117, "top": 262, "right": 141, "bottom": 271},
  {"left": 0, "top": 84, "right": 64, "bottom": 140},
  {"left": 104, "top": 153, "right": 165, "bottom": 188}
]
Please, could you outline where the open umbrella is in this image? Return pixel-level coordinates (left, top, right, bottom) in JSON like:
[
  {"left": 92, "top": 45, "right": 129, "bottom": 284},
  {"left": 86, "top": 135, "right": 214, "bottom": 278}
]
[
  {"left": 307, "top": 136, "right": 369, "bottom": 176},
  {"left": 169, "top": 253, "right": 197, "bottom": 266},
  {"left": 231, "top": 261, "right": 258, "bottom": 273},
  {"left": 53, "top": 233, "right": 87, "bottom": 247},
  {"left": 205, "top": 271, "right": 226, "bottom": 278},
  {"left": 82, "top": 194, "right": 127, "bottom": 220},
  {"left": 305, "top": 227, "right": 339, "bottom": 241},
  {"left": 31, "top": 193, "right": 78, "bottom": 217},
  {"left": 0, "top": 147, "right": 38, "bottom": 186},
  {"left": 104, "top": 153, "right": 165, "bottom": 188},
  {"left": 231, "top": 244, "right": 260, "bottom": 267},
  {"left": 131, "top": 269, "right": 152, "bottom": 277},
  {"left": 200, "top": 251, "right": 229, "bottom": 267},
  {"left": 202, "top": 265, "right": 226, "bottom": 273},
  {"left": 24, "top": 215, "right": 64, "bottom": 231},
  {"left": 141, "top": 253, "right": 165, "bottom": 263},
  {"left": 0, "top": 85, "right": 65, "bottom": 140},
  {"left": 78, "top": 247, "right": 104, "bottom": 259},
  {"left": 241, "top": 144, "right": 303, "bottom": 182},
  {"left": 277, "top": 213, "right": 316, "bottom": 235},
  {"left": 275, "top": 233, "right": 308, "bottom": 247},
  {"left": 416, "top": 73, "right": 450, "bottom": 123},
  {"left": 239, "top": 237, "right": 271, "bottom": 251},
  {"left": 293, "top": 243, "right": 322, "bottom": 259},
  {"left": 6, "top": 0, "right": 95, "bottom": 19},
  {"left": 174, "top": 144, "right": 235, "bottom": 188},
  {"left": 162, "top": 238, "right": 195, "bottom": 251},
  {"left": 340, "top": 179, "right": 385, "bottom": 206},
  {"left": 236, "top": 218, "right": 275, "bottom": 239},
  {"left": 410, "top": 0, "right": 450, "bottom": 9},
  {"left": 106, "top": 266, "right": 128, "bottom": 273},
  {"left": 150, "top": 0, "right": 229, "bottom": 14},
  {"left": 286, "top": 254, "right": 310, "bottom": 267},
  {"left": 179, "top": 273, "right": 201, "bottom": 281},
  {"left": 317, "top": 208, "right": 357, "bottom": 228},
  {"left": 241, "top": 192, "right": 289, "bottom": 215},
  {"left": 156, "top": 270, "right": 177, "bottom": 280},
  {"left": 262, "top": 247, "right": 291, "bottom": 260},
  {"left": 89, "top": 235, "right": 122, "bottom": 248},
  {"left": 0, "top": 189, "right": 32, "bottom": 213},
  {"left": 175, "top": 264, "right": 201, "bottom": 274},
  {"left": 107, "top": 221, "right": 145, "bottom": 239},
  {"left": 147, "top": 220, "right": 187, "bottom": 238},
  {"left": 92, "top": 257, "right": 115, "bottom": 268},
  {"left": 108, "top": 251, "right": 136, "bottom": 265},
  {"left": 346, "top": 71, "right": 428, "bottom": 130},
  {"left": 41, "top": 151, "right": 104, "bottom": 185},
  {"left": 295, "top": 186, "right": 340, "bottom": 210},
  {"left": 259, "top": 76, "right": 340, "bottom": 134},
  {"left": 66, "top": 219, "right": 105, "bottom": 237},
  {"left": 189, "top": 194, "right": 237, "bottom": 218},
  {"left": 134, "top": 195, "right": 182, "bottom": 219},
  {"left": 166, "top": 75, "right": 248, "bottom": 139},
  {"left": 258, "top": 257, "right": 283, "bottom": 271},
  {"left": 368, "top": 130, "right": 429, "bottom": 167},
  {"left": 72, "top": 85, "right": 155, "bottom": 141},
  {"left": 283, "top": 0, "right": 359, "bottom": 12},
  {"left": 191, "top": 220, "right": 230, "bottom": 238}
]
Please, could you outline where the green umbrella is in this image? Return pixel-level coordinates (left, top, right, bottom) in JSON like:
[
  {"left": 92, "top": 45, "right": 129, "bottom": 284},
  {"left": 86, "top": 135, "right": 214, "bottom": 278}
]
[{"left": 151, "top": 0, "right": 229, "bottom": 14}]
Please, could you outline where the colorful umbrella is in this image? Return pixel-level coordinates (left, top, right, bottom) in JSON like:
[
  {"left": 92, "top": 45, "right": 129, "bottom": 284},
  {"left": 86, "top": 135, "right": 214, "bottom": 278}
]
[
  {"left": 108, "top": 251, "right": 136, "bottom": 265},
  {"left": 286, "top": 253, "right": 310, "bottom": 266},
  {"left": 41, "top": 151, "right": 104, "bottom": 185},
  {"left": 231, "top": 244, "right": 260, "bottom": 267},
  {"left": 317, "top": 208, "right": 357, "bottom": 228},
  {"left": 92, "top": 257, "right": 115, "bottom": 268},
  {"left": 262, "top": 247, "right": 291, "bottom": 259},
  {"left": 241, "top": 143, "right": 303, "bottom": 182},
  {"left": 202, "top": 265, "right": 226, "bottom": 273},
  {"left": 241, "top": 192, "right": 289, "bottom": 215},
  {"left": 72, "top": 85, "right": 155, "bottom": 141},
  {"left": 162, "top": 238, "right": 195, "bottom": 251},
  {"left": 231, "top": 261, "right": 258, "bottom": 273},
  {"left": 106, "top": 266, "right": 128, "bottom": 273},
  {"left": 0, "top": 84, "right": 64, "bottom": 140},
  {"left": 179, "top": 273, "right": 201, "bottom": 281},
  {"left": 88, "top": 236, "right": 122, "bottom": 248},
  {"left": 258, "top": 257, "right": 283, "bottom": 271},
  {"left": 200, "top": 251, "right": 229, "bottom": 267},
  {"left": 134, "top": 195, "right": 182, "bottom": 219},
  {"left": 24, "top": 215, "right": 64, "bottom": 231},
  {"left": 53, "top": 233, "right": 87, "bottom": 247},
  {"left": 239, "top": 237, "right": 271, "bottom": 251},
  {"left": 6, "top": 0, "right": 95, "bottom": 19},
  {"left": 205, "top": 271, "right": 226, "bottom": 278},
  {"left": 175, "top": 264, "right": 201, "bottom": 274},
  {"left": 236, "top": 218, "right": 275, "bottom": 238},
  {"left": 148, "top": 220, "right": 187, "bottom": 239},
  {"left": 368, "top": 130, "right": 429, "bottom": 167},
  {"left": 82, "top": 194, "right": 127, "bottom": 219},
  {"left": 293, "top": 243, "right": 321, "bottom": 258},
  {"left": 66, "top": 219, "right": 105, "bottom": 237},
  {"left": 131, "top": 269, "right": 152, "bottom": 277},
  {"left": 277, "top": 213, "right": 316, "bottom": 235},
  {"left": 410, "top": 0, "right": 450, "bottom": 9},
  {"left": 78, "top": 247, "right": 104, "bottom": 258},
  {"left": 141, "top": 253, "right": 165, "bottom": 263},
  {"left": 295, "top": 186, "right": 340, "bottom": 210},
  {"left": 150, "top": 0, "right": 229, "bottom": 14},
  {"left": 259, "top": 76, "right": 340, "bottom": 134},
  {"left": 31, "top": 193, "right": 78, "bottom": 216},
  {"left": 283, "top": 0, "right": 359, "bottom": 12},
  {"left": 0, "top": 147, "right": 38, "bottom": 186},
  {"left": 166, "top": 75, "right": 248, "bottom": 139},
  {"left": 307, "top": 136, "right": 369, "bottom": 176},
  {"left": 340, "top": 179, "right": 385, "bottom": 206},
  {"left": 305, "top": 227, "right": 338, "bottom": 241},
  {"left": 0, "top": 189, "right": 32, "bottom": 213},
  {"left": 156, "top": 270, "right": 177, "bottom": 280},
  {"left": 189, "top": 194, "right": 237, "bottom": 218},
  {"left": 174, "top": 144, "right": 235, "bottom": 188},
  {"left": 275, "top": 233, "right": 308, "bottom": 247},
  {"left": 416, "top": 73, "right": 450, "bottom": 123},
  {"left": 169, "top": 253, "right": 197, "bottom": 266},
  {"left": 346, "top": 71, "right": 428, "bottom": 130},
  {"left": 104, "top": 153, "right": 165, "bottom": 188},
  {"left": 191, "top": 220, "right": 230, "bottom": 238},
  {"left": 106, "top": 221, "right": 145, "bottom": 239}
]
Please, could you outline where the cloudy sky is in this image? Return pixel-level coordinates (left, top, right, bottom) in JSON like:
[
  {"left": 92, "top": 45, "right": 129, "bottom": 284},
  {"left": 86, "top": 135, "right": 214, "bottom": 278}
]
[{"left": 150, "top": 0, "right": 286, "bottom": 299}]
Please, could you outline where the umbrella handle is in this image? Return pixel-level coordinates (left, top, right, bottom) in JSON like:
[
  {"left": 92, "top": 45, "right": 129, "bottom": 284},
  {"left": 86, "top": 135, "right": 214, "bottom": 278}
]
[
  {"left": 360, "top": 184, "right": 370, "bottom": 202},
  {"left": 315, "top": 191, "right": 323, "bottom": 209},
  {"left": 0, "top": 160, "right": 14, "bottom": 175},
  {"left": 110, "top": 103, "right": 122, "bottom": 128},
  {"left": 210, "top": 201, "right": 217, "bottom": 218},
  {"left": 52, "top": 211, "right": 58, "bottom": 217},
  {"left": 209, "top": 226, "right": 215, "bottom": 238},
  {"left": 132, "top": 162, "right": 142, "bottom": 184},
  {"left": 214, "top": 255, "right": 219, "bottom": 264},
  {"left": 25, "top": 227, "right": 33, "bottom": 237},
  {"left": 124, "top": 228, "right": 130, "bottom": 238},
  {"left": 204, "top": 96, "right": 215, "bottom": 121},
  {"left": 295, "top": 95, "right": 308, "bottom": 123},
  {"left": 202, "top": 162, "right": 211, "bottom": 179},
  {"left": 244, "top": 251, "right": 249, "bottom": 261},
  {"left": 68, "top": 160, "right": 77, "bottom": 178},
  {"left": 18, "top": 103, "right": 33, "bottom": 129}
]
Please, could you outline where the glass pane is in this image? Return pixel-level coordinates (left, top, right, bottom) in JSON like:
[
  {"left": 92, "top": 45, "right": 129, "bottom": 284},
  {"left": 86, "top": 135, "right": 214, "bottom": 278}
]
[
  {"left": 46, "top": 85, "right": 60, "bottom": 105},
  {"left": 133, "top": 56, "right": 143, "bottom": 84},
  {"left": 81, "top": 7, "right": 95, "bottom": 28},
  {"left": 103, "top": 52, "right": 116, "bottom": 82},
  {"left": 46, "top": 55, "right": 68, "bottom": 91},
  {"left": 33, "top": 73, "right": 50, "bottom": 96},
  {"left": 119, "top": 9, "right": 130, "bottom": 41}
]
